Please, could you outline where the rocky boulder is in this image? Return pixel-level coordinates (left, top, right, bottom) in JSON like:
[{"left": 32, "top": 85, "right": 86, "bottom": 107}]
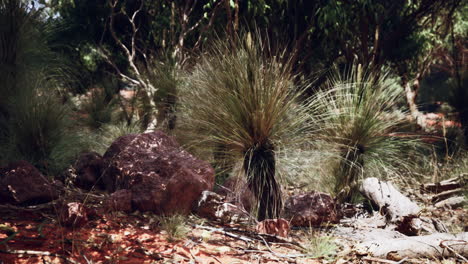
[
  {"left": 283, "top": 191, "right": 340, "bottom": 227},
  {"left": 102, "top": 131, "right": 214, "bottom": 215},
  {"left": 74, "top": 151, "right": 105, "bottom": 190},
  {"left": 105, "top": 189, "right": 133, "bottom": 213},
  {"left": 0, "top": 160, "right": 59, "bottom": 205}
]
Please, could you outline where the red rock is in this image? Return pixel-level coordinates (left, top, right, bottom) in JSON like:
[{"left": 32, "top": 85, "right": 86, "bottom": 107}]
[
  {"left": 59, "top": 202, "right": 88, "bottom": 227},
  {"left": 74, "top": 151, "right": 104, "bottom": 190},
  {"left": 105, "top": 189, "right": 132, "bottom": 213},
  {"left": 255, "top": 218, "right": 290, "bottom": 238},
  {"left": 0, "top": 160, "right": 59, "bottom": 205},
  {"left": 102, "top": 131, "right": 214, "bottom": 215},
  {"left": 283, "top": 191, "right": 340, "bottom": 227}
]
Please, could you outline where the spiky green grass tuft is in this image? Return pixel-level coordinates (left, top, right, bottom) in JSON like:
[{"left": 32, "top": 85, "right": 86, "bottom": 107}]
[
  {"left": 156, "top": 214, "right": 189, "bottom": 243},
  {"left": 310, "top": 65, "right": 425, "bottom": 202},
  {"left": 180, "top": 33, "right": 315, "bottom": 220},
  {"left": 303, "top": 230, "right": 337, "bottom": 259}
]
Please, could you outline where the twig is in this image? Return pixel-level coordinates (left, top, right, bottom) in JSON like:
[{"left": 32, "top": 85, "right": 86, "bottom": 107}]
[
  {"left": 194, "top": 225, "right": 253, "bottom": 244},
  {"left": 440, "top": 240, "right": 468, "bottom": 262},
  {"left": 224, "top": 227, "right": 306, "bottom": 250},
  {"left": 242, "top": 249, "right": 316, "bottom": 259},
  {"left": 257, "top": 235, "right": 295, "bottom": 261}
]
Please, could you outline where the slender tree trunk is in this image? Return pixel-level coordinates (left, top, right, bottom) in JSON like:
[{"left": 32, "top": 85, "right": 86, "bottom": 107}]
[
  {"left": 243, "top": 142, "right": 282, "bottom": 221},
  {"left": 403, "top": 76, "right": 426, "bottom": 129}
]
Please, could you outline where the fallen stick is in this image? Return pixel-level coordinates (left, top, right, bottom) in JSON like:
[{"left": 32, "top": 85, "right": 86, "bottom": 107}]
[
  {"left": 440, "top": 240, "right": 468, "bottom": 262},
  {"left": 194, "top": 225, "right": 254, "bottom": 244},
  {"left": 355, "top": 232, "right": 468, "bottom": 259},
  {"left": 431, "top": 188, "right": 464, "bottom": 203},
  {"left": 421, "top": 174, "right": 466, "bottom": 194},
  {"left": 435, "top": 196, "right": 466, "bottom": 209}
]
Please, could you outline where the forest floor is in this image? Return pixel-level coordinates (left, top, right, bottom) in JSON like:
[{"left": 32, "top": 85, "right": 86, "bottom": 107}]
[{"left": 0, "top": 184, "right": 466, "bottom": 264}]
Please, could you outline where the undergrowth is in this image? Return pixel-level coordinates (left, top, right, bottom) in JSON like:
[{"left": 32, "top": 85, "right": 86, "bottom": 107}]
[{"left": 156, "top": 214, "right": 189, "bottom": 243}]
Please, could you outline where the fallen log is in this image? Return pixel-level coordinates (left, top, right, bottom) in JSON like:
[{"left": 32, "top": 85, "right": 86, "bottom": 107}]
[
  {"left": 355, "top": 232, "right": 468, "bottom": 259},
  {"left": 421, "top": 174, "right": 467, "bottom": 194},
  {"left": 359, "top": 178, "right": 420, "bottom": 223},
  {"left": 435, "top": 196, "right": 466, "bottom": 209},
  {"left": 431, "top": 188, "right": 464, "bottom": 203}
]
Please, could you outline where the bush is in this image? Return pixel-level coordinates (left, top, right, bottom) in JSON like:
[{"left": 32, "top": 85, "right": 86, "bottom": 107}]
[
  {"left": 310, "top": 65, "right": 425, "bottom": 202},
  {"left": 0, "top": 0, "right": 88, "bottom": 175},
  {"left": 0, "top": 86, "right": 89, "bottom": 175},
  {"left": 180, "top": 33, "right": 315, "bottom": 220},
  {"left": 91, "top": 120, "right": 143, "bottom": 155},
  {"left": 80, "top": 85, "right": 117, "bottom": 129}
]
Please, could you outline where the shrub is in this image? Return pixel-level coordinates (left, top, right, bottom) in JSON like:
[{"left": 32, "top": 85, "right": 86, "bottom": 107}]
[
  {"left": 92, "top": 120, "right": 143, "bottom": 155},
  {"left": 0, "top": 85, "right": 89, "bottom": 175},
  {"left": 80, "top": 85, "right": 117, "bottom": 129},
  {"left": 310, "top": 65, "right": 425, "bottom": 202},
  {"left": 180, "top": 33, "right": 314, "bottom": 220},
  {"left": 0, "top": 0, "right": 88, "bottom": 175}
]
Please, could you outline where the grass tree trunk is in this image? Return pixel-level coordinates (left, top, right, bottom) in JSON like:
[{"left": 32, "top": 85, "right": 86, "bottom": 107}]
[
  {"left": 243, "top": 142, "right": 282, "bottom": 221},
  {"left": 335, "top": 146, "right": 364, "bottom": 203}
]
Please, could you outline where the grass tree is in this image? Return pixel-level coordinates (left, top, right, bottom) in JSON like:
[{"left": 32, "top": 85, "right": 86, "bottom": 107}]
[
  {"left": 181, "top": 34, "right": 314, "bottom": 220},
  {"left": 0, "top": 0, "right": 88, "bottom": 174},
  {"left": 311, "top": 65, "right": 423, "bottom": 203}
]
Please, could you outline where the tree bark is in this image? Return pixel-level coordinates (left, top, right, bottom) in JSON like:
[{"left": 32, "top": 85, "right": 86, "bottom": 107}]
[{"left": 244, "top": 142, "right": 282, "bottom": 221}]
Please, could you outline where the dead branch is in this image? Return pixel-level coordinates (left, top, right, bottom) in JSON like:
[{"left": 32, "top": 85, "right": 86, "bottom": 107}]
[
  {"left": 194, "top": 225, "right": 254, "bottom": 244},
  {"left": 359, "top": 178, "right": 420, "bottom": 223},
  {"left": 440, "top": 240, "right": 468, "bottom": 262},
  {"left": 431, "top": 188, "right": 464, "bottom": 203},
  {"left": 435, "top": 196, "right": 466, "bottom": 209},
  {"left": 421, "top": 175, "right": 466, "bottom": 194}
]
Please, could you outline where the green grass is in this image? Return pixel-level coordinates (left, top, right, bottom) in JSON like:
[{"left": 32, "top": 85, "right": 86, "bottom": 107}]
[
  {"left": 302, "top": 229, "right": 337, "bottom": 259},
  {"left": 145, "top": 58, "right": 180, "bottom": 131},
  {"left": 89, "top": 120, "right": 143, "bottom": 155},
  {"left": 0, "top": 0, "right": 87, "bottom": 175},
  {"left": 156, "top": 214, "right": 189, "bottom": 243},
  {"left": 80, "top": 82, "right": 118, "bottom": 129},
  {"left": 180, "top": 33, "right": 315, "bottom": 220},
  {"left": 309, "top": 65, "right": 426, "bottom": 202}
]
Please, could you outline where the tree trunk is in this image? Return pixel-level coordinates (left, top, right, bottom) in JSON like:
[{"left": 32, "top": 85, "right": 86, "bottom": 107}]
[
  {"left": 243, "top": 142, "right": 282, "bottom": 221},
  {"left": 404, "top": 78, "right": 426, "bottom": 129}
]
